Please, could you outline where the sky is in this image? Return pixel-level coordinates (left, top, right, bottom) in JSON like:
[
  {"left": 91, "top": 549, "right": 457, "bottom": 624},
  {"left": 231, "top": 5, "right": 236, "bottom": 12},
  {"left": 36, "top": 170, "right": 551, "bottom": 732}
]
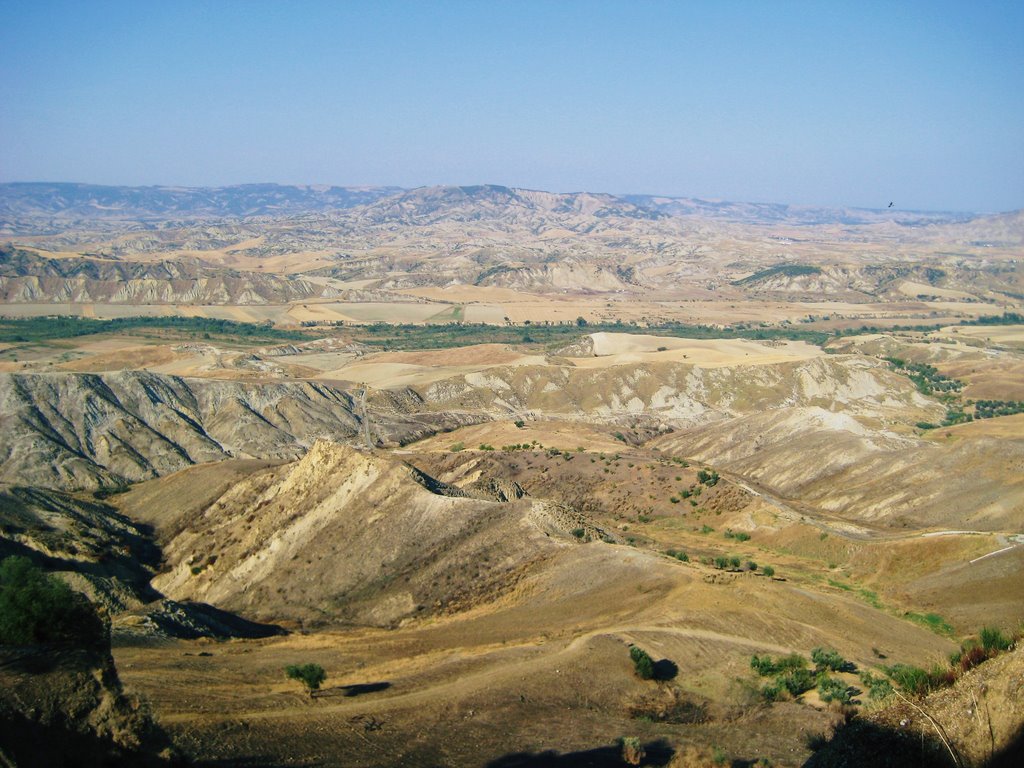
[{"left": 1, "top": 1, "right": 1022, "bottom": 212}]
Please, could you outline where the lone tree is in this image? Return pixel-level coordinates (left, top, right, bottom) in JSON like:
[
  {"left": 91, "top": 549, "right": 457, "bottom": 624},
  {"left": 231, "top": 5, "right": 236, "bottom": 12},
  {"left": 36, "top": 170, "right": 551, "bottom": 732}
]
[
  {"left": 630, "top": 646, "right": 655, "bottom": 680},
  {"left": 285, "top": 663, "right": 327, "bottom": 697}
]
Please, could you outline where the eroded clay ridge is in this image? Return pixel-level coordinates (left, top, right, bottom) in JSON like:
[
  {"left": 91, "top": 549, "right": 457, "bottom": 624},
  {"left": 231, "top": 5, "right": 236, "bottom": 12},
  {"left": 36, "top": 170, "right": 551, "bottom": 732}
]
[{"left": 0, "top": 371, "right": 473, "bottom": 490}]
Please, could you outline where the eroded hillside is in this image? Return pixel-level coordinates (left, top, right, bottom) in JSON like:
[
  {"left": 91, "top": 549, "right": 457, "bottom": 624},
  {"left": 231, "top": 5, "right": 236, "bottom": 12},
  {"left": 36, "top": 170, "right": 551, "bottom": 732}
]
[
  {"left": 147, "top": 441, "right": 607, "bottom": 627},
  {"left": 0, "top": 370, "right": 476, "bottom": 489}
]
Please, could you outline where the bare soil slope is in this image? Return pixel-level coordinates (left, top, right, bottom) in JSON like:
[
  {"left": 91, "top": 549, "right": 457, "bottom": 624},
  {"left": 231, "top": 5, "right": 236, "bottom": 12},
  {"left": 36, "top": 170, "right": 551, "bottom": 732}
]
[
  {"left": 149, "top": 441, "right": 609, "bottom": 627},
  {"left": 654, "top": 406, "right": 1024, "bottom": 530}
]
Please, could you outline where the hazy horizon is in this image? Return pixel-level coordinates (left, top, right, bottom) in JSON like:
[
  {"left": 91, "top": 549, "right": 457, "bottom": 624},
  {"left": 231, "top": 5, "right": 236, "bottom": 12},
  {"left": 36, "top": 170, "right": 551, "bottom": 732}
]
[
  {"left": 2, "top": 1, "right": 1022, "bottom": 213},
  {"left": 1, "top": 178, "right": 1012, "bottom": 215}
]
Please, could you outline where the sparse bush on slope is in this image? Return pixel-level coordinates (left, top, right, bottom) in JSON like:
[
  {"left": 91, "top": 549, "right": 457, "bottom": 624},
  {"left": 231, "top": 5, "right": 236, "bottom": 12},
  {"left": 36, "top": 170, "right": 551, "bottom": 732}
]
[
  {"left": 285, "top": 663, "right": 327, "bottom": 697},
  {"left": 630, "top": 646, "right": 655, "bottom": 680}
]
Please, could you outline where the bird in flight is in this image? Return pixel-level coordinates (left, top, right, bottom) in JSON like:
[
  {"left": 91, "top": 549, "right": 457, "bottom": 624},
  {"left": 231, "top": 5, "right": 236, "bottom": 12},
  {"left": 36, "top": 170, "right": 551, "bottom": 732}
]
[{"left": 888, "top": 202, "right": 894, "bottom": 208}]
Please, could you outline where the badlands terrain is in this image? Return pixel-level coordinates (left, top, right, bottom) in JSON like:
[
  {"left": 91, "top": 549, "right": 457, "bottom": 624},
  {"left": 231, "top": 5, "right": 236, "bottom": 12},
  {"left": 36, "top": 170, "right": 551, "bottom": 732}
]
[{"left": 1, "top": 183, "right": 1022, "bottom": 767}]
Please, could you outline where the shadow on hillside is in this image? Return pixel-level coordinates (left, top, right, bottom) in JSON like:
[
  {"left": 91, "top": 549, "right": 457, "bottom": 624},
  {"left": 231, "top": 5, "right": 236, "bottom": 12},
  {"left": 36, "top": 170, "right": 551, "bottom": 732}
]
[
  {"left": 165, "top": 601, "right": 286, "bottom": 639},
  {"left": 195, "top": 759, "right": 322, "bottom": 767},
  {"left": 803, "top": 718, "right": 957, "bottom": 767},
  {"left": 484, "top": 738, "right": 674, "bottom": 767},
  {"left": 804, "top": 714, "right": 1024, "bottom": 768},
  {"left": 652, "top": 658, "right": 678, "bottom": 681},
  {"left": 989, "top": 722, "right": 1024, "bottom": 768},
  {"left": 317, "top": 680, "right": 392, "bottom": 698}
]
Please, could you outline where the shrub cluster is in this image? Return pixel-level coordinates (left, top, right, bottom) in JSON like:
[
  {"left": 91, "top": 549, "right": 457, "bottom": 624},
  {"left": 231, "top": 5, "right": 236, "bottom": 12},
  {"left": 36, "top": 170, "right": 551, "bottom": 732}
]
[
  {"left": 884, "top": 358, "right": 963, "bottom": 397},
  {"left": 973, "top": 399, "right": 1024, "bottom": 419},
  {"left": 696, "top": 469, "right": 719, "bottom": 487},
  {"left": 0, "top": 556, "right": 105, "bottom": 647},
  {"left": 812, "top": 647, "right": 856, "bottom": 673},
  {"left": 711, "top": 555, "right": 745, "bottom": 571},
  {"left": 751, "top": 652, "right": 809, "bottom": 677},
  {"left": 752, "top": 649, "right": 857, "bottom": 704},
  {"left": 858, "top": 670, "right": 894, "bottom": 700},
  {"left": 630, "top": 646, "right": 655, "bottom": 680},
  {"left": 817, "top": 676, "right": 853, "bottom": 704}
]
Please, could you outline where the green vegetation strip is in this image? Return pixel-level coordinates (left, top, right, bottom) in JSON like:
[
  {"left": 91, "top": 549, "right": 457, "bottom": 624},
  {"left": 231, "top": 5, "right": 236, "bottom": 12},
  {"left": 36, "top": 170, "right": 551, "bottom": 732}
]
[
  {"left": 350, "top": 320, "right": 832, "bottom": 350},
  {"left": 0, "top": 315, "right": 310, "bottom": 343},
  {"left": 3, "top": 311, "right": 1019, "bottom": 352},
  {"left": 903, "top": 611, "right": 955, "bottom": 636},
  {"left": 885, "top": 347, "right": 1024, "bottom": 428}
]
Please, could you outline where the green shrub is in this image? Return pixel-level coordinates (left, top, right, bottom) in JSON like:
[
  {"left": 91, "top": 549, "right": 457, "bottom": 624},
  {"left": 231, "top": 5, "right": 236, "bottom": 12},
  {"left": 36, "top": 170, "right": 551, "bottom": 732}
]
[
  {"left": 713, "top": 556, "right": 729, "bottom": 570},
  {"left": 630, "top": 646, "right": 655, "bottom": 680},
  {"left": 817, "top": 676, "right": 852, "bottom": 704},
  {"left": 858, "top": 670, "right": 894, "bottom": 700},
  {"left": 885, "top": 664, "right": 932, "bottom": 696},
  {"left": 750, "top": 654, "right": 774, "bottom": 676},
  {"left": 751, "top": 652, "right": 807, "bottom": 677},
  {"left": 285, "top": 663, "right": 327, "bottom": 696},
  {"left": 762, "top": 565, "right": 775, "bottom": 578},
  {"left": 0, "top": 556, "right": 105, "bottom": 647},
  {"left": 885, "top": 660, "right": 952, "bottom": 692},
  {"left": 812, "top": 647, "right": 855, "bottom": 673},
  {"left": 697, "top": 469, "right": 719, "bottom": 486},
  {"left": 570, "top": 528, "right": 586, "bottom": 539},
  {"left": 780, "top": 668, "right": 815, "bottom": 696},
  {"left": 980, "top": 627, "right": 1013, "bottom": 653},
  {"left": 760, "top": 681, "right": 783, "bottom": 701}
]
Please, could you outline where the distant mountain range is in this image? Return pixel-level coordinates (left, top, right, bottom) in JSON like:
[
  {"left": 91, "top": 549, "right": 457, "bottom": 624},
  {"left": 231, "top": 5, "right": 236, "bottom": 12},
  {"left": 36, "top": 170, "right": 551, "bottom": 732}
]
[
  {"left": 0, "top": 181, "right": 991, "bottom": 229},
  {"left": 0, "top": 182, "right": 403, "bottom": 222},
  {"left": 1, "top": 182, "right": 1020, "bottom": 303}
]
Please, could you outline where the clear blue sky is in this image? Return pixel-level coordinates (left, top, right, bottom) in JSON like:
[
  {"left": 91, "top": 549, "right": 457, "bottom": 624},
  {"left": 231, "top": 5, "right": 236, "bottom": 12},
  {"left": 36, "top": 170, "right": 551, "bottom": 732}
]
[{"left": 1, "top": 1, "right": 1022, "bottom": 211}]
